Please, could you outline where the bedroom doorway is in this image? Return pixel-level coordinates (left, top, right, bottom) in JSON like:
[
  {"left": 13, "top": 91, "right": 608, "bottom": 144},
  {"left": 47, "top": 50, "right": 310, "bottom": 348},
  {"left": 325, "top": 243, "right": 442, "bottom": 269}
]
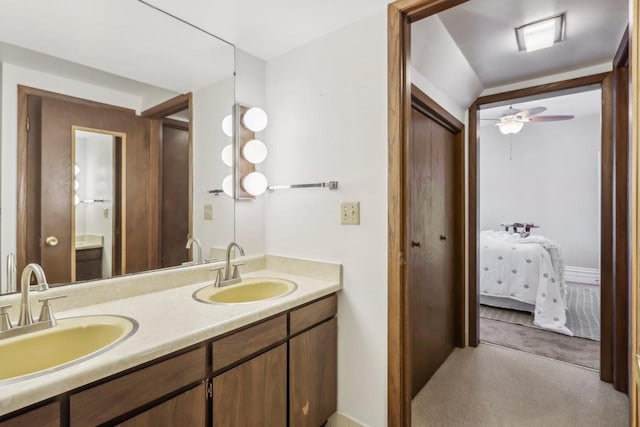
[
  {"left": 476, "top": 87, "right": 603, "bottom": 371},
  {"left": 469, "top": 39, "right": 630, "bottom": 392}
]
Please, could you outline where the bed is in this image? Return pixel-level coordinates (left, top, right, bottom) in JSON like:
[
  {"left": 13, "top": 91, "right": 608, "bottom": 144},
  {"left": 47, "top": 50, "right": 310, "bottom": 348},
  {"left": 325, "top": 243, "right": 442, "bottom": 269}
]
[{"left": 479, "top": 230, "right": 572, "bottom": 336}]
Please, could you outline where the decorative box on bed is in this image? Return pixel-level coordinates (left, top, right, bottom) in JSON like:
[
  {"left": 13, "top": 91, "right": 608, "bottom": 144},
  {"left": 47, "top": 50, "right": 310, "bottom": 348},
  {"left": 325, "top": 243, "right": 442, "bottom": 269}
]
[{"left": 479, "top": 230, "right": 572, "bottom": 336}]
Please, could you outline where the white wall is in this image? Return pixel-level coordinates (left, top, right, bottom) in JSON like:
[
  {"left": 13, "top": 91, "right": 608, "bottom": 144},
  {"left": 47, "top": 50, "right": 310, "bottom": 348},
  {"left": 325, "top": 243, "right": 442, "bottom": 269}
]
[
  {"left": 192, "top": 77, "right": 235, "bottom": 258},
  {"left": 234, "top": 49, "right": 267, "bottom": 256},
  {"left": 411, "top": 16, "right": 483, "bottom": 121},
  {"left": 479, "top": 114, "right": 601, "bottom": 269},
  {"left": 264, "top": 11, "right": 387, "bottom": 427},
  {"left": 75, "top": 132, "right": 114, "bottom": 278}
]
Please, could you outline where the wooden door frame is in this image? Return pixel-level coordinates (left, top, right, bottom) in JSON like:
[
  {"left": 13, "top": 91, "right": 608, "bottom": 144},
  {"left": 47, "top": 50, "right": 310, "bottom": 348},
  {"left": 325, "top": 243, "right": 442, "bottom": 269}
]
[
  {"left": 389, "top": 1, "right": 632, "bottom": 424},
  {"left": 388, "top": 2, "right": 469, "bottom": 424},
  {"left": 16, "top": 85, "right": 137, "bottom": 288},
  {"left": 141, "top": 94, "right": 193, "bottom": 269}
]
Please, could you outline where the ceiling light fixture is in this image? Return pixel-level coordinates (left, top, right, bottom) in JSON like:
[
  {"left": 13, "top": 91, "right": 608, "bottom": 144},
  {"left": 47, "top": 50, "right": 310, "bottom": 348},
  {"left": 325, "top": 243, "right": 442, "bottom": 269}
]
[
  {"left": 515, "top": 13, "right": 565, "bottom": 53},
  {"left": 497, "top": 119, "right": 524, "bottom": 135}
]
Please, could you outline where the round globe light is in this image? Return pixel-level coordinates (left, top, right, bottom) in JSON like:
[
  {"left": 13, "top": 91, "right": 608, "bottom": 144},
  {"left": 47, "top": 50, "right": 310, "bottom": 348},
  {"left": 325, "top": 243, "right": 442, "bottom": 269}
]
[
  {"left": 242, "top": 107, "right": 268, "bottom": 132},
  {"left": 222, "top": 175, "right": 234, "bottom": 197},
  {"left": 74, "top": 180, "right": 80, "bottom": 191},
  {"left": 242, "top": 172, "right": 268, "bottom": 196},
  {"left": 74, "top": 164, "right": 80, "bottom": 176},
  {"left": 497, "top": 120, "right": 524, "bottom": 135},
  {"left": 74, "top": 195, "right": 81, "bottom": 206},
  {"left": 242, "top": 139, "right": 268, "bottom": 164},
  {"left": 221, "top": 114, "right": 233, "bottom": 137},
  {"left": 221, "top": 144, "right": 233, "bottom": 167}
]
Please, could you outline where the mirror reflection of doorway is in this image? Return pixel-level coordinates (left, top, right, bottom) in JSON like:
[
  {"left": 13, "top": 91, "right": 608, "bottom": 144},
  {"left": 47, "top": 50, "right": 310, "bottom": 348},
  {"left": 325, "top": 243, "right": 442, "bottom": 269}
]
[{"left": 72, "top": 128, "right": 124, "bottom": 282}]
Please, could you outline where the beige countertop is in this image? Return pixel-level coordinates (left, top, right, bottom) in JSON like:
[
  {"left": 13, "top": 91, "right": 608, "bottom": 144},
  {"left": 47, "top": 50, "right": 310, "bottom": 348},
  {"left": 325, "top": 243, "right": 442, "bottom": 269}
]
[{"left": 0, "top": 257, "right": 342, "bottom": 417}]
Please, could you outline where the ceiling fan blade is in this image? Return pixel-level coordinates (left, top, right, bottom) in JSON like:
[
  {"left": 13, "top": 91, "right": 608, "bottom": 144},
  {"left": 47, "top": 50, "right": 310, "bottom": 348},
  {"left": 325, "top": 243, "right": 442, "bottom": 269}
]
[
  {"left": 528, "top": 115, "right": 575, "bottom": 122},
  {"left": 516, "top": 106, "right": 546, "bottom": 119}
]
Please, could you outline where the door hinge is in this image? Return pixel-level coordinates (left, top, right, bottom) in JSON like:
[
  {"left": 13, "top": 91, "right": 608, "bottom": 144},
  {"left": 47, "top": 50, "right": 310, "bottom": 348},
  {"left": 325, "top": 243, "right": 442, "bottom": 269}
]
[
  {"left": 26, "top": 116, "right": 30, "bottom": 132},
  {"left": 206, "top": 380, "right": 213, "bottom": 398}
]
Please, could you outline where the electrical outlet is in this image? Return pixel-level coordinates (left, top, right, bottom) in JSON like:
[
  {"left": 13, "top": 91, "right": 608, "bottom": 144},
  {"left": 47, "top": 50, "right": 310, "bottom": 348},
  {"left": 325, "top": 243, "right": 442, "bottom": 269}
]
[
  {"left": 204, "top": 204, "right": 214, "bottom": 221},
  {"left": 341, "top": 202, "right": 360, "bottom": 225}
]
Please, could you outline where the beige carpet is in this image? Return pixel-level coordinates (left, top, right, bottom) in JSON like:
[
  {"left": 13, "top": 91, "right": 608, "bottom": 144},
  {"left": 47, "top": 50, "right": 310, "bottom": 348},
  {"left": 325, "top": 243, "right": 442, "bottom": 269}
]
[
  {"left": 412, "top": 344, "right": 628, "bottom": 427},
  {"left": 480, "top": 317, "right": 600, "bottom": 369}
]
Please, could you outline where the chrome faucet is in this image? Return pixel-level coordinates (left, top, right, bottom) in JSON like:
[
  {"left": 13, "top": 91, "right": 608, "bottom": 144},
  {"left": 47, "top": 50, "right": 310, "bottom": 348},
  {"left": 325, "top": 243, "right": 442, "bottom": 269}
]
[
  {"left": 212, "top": 242, "right": 245, "bottom": 286},
  {"left": 186, "top": 236, "right": 203, "bottom": 265},
  {"left": 18, "top": 263, "right": 49, "bottom": 326}
]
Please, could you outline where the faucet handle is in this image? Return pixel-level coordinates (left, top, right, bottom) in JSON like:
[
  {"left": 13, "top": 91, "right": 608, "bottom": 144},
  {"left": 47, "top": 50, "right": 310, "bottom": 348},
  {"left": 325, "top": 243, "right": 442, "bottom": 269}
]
[
  {"left": 38, "top": 295, "right": 66, "bottom": 324},
  {"left": 231, "top": 263, "right": 245, "bottom": 280},
  {"left": 0, "top": 305, "right": 12, "bottom": 331},
  {"left": 209, "top": 267, "right": 224, "bottom": 287}
]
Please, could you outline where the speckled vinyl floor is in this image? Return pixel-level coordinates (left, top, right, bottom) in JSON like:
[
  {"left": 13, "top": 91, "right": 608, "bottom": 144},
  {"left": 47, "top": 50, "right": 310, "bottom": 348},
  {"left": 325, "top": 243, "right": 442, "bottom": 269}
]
[{"left": 411, "top": 344, "right": 628, "bottom": 427}]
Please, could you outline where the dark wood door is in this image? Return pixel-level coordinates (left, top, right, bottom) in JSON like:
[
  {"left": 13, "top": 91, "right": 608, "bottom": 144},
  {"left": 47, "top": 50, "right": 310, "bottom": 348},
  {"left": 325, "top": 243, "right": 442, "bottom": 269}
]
[
  {"left": 289, "top": 318, "right": 337, "bottom": 427},
  {"left": 117, "top": 383, "right": 205, "bottom": 427},
  {"left": 409, "top": 107, "right": 458, "bottom": 397},
  {"left": 161, "top": 122, "right": 189, "bottom": 267},
  {"left": 212, "top": 344, "right": 287, "bottom": 427}
]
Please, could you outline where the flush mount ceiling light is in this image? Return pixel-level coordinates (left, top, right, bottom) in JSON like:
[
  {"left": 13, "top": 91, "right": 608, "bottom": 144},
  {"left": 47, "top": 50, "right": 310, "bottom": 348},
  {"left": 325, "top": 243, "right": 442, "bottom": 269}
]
[{"left": 515, "top": 13, "right": 565, "bottom": 52}]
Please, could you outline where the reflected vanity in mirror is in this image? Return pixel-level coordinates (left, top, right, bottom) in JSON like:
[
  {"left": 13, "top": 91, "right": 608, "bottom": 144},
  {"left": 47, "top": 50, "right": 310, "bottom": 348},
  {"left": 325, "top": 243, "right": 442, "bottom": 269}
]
[{"left": 0, "top": 0, "right": 237, "bottom": 292}]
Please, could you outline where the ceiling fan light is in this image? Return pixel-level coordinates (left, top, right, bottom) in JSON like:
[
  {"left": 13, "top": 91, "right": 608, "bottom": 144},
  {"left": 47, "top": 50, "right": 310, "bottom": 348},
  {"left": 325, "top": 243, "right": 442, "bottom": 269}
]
[{"left": 498, "top": 120, "right": 524, "bottom": 135}]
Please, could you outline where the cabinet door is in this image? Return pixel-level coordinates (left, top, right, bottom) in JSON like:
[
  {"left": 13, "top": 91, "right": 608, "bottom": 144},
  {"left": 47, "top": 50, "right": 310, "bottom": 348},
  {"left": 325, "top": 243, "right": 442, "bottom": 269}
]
[
  {"left": 118, "top": 383, "right": 205, "bottom": 427},
  {"left": 212, "top": 344, "right": 287, "bottom": 427},
  {"left": 289, "top": 318, "right": 337, "bottom": 427},
  {"left": 0, "top": 403, "right": 59, "bottom": 427}
]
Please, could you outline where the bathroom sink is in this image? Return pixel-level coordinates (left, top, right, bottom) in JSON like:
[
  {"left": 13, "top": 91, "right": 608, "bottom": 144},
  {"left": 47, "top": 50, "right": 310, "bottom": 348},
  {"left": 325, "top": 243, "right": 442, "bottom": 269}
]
[
  {"left": 194, "top": 278, "right": 298, "bottom": 304},
  {"left": 0, "top": 315, "right": 137, "bottom": 383}
]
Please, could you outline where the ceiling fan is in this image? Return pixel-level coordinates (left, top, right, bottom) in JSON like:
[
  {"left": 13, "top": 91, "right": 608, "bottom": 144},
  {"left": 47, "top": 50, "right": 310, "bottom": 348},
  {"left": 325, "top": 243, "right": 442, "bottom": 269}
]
[{"left": 481, "top": 106, "right": 574, "bottom": 134}]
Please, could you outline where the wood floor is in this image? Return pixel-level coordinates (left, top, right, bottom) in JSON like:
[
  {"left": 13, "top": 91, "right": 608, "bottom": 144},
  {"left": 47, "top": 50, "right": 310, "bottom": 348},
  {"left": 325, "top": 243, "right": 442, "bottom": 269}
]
[{"left": 411, "top": 344, "right": 628, "bottom": 427}]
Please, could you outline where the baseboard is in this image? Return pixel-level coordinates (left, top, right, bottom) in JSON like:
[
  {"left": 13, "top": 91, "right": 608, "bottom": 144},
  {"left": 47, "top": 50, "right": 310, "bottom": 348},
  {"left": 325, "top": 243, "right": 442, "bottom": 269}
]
[
  {"left": 327, "top": 412, "right": 366, "bottom": 427},
  {"left": 564, "top": 266, "right": 600, "bottom": 285}
]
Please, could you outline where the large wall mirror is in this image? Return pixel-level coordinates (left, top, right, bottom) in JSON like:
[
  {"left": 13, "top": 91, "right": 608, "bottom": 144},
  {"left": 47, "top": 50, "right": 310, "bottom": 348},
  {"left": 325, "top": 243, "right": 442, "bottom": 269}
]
[{"left": 0, "top": 0, "right": 236, "bottom": 293}]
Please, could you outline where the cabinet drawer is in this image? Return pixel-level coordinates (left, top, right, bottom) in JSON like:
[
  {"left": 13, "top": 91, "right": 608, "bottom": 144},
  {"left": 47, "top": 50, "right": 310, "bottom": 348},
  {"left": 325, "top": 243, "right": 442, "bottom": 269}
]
[
  {"left": 70, "top": 347, "right": 206, "bottom": 427},
  {"left": 0, "top": 402, "right": 59, "bottom": 427},
  {"left": 117, "top": 383, "right": 206, "bottom": 427},
  {"left": 290, "top": 294, "right": 337, "bottom": 335},
  {"left": 75, "top": 247, "right": 103, "bottom": 261},
  {"left": 212, "top": 315, "right": 287, "bottom": 372}
]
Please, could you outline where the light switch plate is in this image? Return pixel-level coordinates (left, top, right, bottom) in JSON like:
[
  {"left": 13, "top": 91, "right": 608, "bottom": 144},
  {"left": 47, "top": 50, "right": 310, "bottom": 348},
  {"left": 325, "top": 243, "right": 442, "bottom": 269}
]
[
  {"left": 204, "top": 204, "right": 214, "bottom": 221},
  {"left": 103, "top": 208, "right": 109, "bottom": 219},
  {"left": 341, "top": 202, "right": 360, "bottom": 225}
]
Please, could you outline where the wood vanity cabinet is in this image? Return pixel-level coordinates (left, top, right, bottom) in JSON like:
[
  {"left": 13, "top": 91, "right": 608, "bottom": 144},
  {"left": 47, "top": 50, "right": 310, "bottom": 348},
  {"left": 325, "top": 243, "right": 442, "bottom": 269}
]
[
  {"left": 0, "top": 402, "right": 59, "bottom": 427},
  {"left": 75, "top": 247, "right": 103, "bottom": 281},
  {"left": 289, "top": 298, "right": 338, "bottom": 427},
  {"left": 0, "top": 293, "right": 337, "bottom": 427}
]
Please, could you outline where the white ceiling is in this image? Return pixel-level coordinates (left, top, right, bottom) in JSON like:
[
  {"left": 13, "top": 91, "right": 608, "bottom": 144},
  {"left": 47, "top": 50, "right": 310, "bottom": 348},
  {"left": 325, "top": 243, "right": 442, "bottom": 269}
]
[
  {"left": 479, "top": 88, "right": 602, "bottom": 123},
  {"left": 0, "top": 0, "right": 234, "bottom": 93},
  {"left": 142, "top": 0, "right": 390, "bottom": 60},
  {"left": 437, "top": 0, "right": 628, "bottom": 88}
]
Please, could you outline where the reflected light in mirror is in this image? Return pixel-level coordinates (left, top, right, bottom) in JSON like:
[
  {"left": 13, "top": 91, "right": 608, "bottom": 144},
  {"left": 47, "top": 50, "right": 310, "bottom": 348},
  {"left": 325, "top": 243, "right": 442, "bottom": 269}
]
[
  {"left": 74, "top": 164, "right": 80, "bottom": 176},
  {"left": 222, "top": 174, "right": 234, "bottom": 197},
  {"left": 221, "top": 114, "right": 233, "bottom": 137},
  {"left": 221, "top": 144, "right": 233, "bottom": 167},
  {"left": 242, "top": 172, "right": 268, "bottom": 196},
  {"left": 242, "top": 107, "right": 268, "bottom": 132},
  {"left": 242, "top": 139, "right": 267, "bottom": 164},
  {"left": 74, "top": 180, "right": 80, "bottom": 191}
]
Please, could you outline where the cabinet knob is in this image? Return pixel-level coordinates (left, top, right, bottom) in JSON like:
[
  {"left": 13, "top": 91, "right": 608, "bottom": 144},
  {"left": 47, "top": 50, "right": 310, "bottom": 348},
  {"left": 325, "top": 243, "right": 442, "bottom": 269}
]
[{"left": 45, "top": 236, "right": 59, "bottom": 246}]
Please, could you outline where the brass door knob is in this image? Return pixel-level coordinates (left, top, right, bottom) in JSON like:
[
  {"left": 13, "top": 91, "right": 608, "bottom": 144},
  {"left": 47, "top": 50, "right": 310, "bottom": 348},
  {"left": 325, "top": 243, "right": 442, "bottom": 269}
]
[{"left": 45, "top": 236, "right": 59, "bottom": 246}]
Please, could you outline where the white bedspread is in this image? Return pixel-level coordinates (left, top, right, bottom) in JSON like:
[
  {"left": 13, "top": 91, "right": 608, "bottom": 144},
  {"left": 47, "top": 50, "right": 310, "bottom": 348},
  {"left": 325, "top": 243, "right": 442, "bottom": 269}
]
[{"left": 480, "top": 230, "right": 572, "bottom": 336}]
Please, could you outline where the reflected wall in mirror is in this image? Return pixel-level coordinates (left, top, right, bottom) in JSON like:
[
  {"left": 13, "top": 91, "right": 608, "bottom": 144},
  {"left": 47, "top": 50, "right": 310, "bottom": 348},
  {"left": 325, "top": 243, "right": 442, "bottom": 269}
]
[{"left": 0, "top": 0, "right": 236, "bottom": 293}]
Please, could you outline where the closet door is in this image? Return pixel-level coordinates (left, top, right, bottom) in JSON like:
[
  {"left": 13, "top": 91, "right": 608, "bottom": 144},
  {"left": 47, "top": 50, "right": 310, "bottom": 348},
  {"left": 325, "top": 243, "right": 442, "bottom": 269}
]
[{"left": 408, "top": 106, "right": 457, "bottom": 397}]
